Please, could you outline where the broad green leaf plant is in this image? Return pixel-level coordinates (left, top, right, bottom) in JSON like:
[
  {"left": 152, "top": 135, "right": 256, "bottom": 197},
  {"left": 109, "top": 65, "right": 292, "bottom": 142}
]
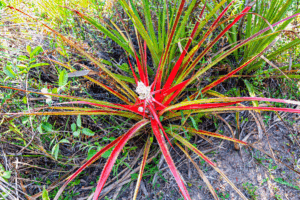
[{"left": 3, "top": 1, "right": 300, "bottom": 200}]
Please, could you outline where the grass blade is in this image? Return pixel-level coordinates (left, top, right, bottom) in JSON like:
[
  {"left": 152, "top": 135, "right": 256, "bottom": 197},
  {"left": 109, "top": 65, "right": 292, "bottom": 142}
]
[
  {"left": 201, "top": 39, "right": 276, "bottom": 93},
  {"left": 43, "top": 58, "right": 131, "bottom": 104},
  {"left": 0, "top": 86, "right": 125, "bottom": 109},
  {"left": 161, "top": 96, "right": 300, "bottom": 115},
  {"left": 171, "top": 125, "right": 248, "bottom": 145},
  {"left": 133, "top": 135, "right": 152, "bottom": 200},
  {"left": 169, "top": 131, "right": 216, "bottom": 166},
  {"left": 7, "top": 6, "right": 138, "bottom": 101}
]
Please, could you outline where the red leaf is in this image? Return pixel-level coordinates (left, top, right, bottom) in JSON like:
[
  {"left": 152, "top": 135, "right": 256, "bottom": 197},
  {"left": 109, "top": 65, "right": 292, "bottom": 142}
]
[
  {"left": 93, "top": 119, "right": 148, "bottom": 200},
  {"left": 54, "top": 135, "right": 123, "bottom": 200},
  {"left": 163, "top": 1, "right": 208, "bottom": 90},
  {"left": 135, "top": 51, "right": 147, "bottom": 85},
  {"left": 144, "top": 41, "right": 149, "bottom": 86},
  {"left": 179, "top": 0, "right": 235, "bottom": 75},
  {"left": 172, "top": 102, "right": 241, "bottom": 111},
  {"left": 156, "top": 79, "right": 190, "bottom": 102},
  {"left": 154, "top": 0, "right": 187, "bottom": 91},
  {"left": 224, "top": 106, "right": 300, "bottom": 114},
  {"left": 128, "top": 57, "right": 139, "bottom": 85},
  {"left": 151, "top": 119, "right": 191, "bottom": 200},
  {"left": 148, "top": 102, "right": 174, "bottom": 148},
  {"left": 202, "top": 39, "right": 275, "bottom": 93},
  {"left": 182, "top": 1, "right": 254, "bottom": 79}
]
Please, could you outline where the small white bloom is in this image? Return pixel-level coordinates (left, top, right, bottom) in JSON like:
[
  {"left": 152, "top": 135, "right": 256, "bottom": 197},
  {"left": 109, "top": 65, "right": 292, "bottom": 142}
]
[
  {"left": 41, "top": 88, "right": 52, "bottom": 103},
  {"left": 136, "top": 82, "right": 151, "bottom": 100},
  {"left": 138, "top": 107, "right": 144, "bottom": 112}
]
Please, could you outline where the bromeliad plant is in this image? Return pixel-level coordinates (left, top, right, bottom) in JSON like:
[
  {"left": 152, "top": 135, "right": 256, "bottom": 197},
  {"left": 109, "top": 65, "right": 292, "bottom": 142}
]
[{"left": 4, "top": 1, "right": 300, "bottom": 200}]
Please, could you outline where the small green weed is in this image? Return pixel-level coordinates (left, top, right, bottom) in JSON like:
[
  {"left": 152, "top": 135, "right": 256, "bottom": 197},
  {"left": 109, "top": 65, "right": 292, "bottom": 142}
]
[
  {"left": 216, "top": 190, "right": 230, "bottom": 200},
  {"left": 242, "top": 182, "right": 258, "bottom": 200},
  {"left": 274, "top": 177, "right": 300, "bottom": 190}
]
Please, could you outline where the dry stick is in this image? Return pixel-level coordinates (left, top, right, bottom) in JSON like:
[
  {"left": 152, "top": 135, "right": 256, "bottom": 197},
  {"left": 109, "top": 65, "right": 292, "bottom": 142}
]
[
  {"left": 240, "top": 105, "right": 263, "bottom": 140},
  {"left": 112, "top": 186, "right": 123, "bottom": 200},
  {"left": 215, "top": 114, "right": 239, "bottom": 150},
  {"left": 15, "top": 157, "right": 19, "bottom": 199},
  {"left": 0, "top": 176, "right": 27, "bottom": 199},
  {"left": 186, "top": 146, "right": 191, "bottom": 179},
  {"left": 275, "top": 112, "right": 300, "bottom": 148},
  {"left": 254, "top": 110, "right": 279, "bottom": 165},
  {"left": 249, "top": 144, "right": 300, "bottom": 175},
  {"left": 18, "top": 177, "right": 30, "bottom": 200},
  {"left": 176, "top": 143, "right": 219, "bottom": 200},
  {"left": 15, "top": 162, "right": 69, "bottom": 173},
  {"left": 260, "top": 55, "right": 292, "bottom": 81},
  {"left": 30, "top": 170, "right": 75, "bottom": 199},
  {"left": 17, "top": 74, "right": 36, "bottom": 154},
  {"left": 139, "top": 181, "right": 149, "bottom": 197},
  {"left": 89, "top": 145, "right": 220, "bottom": 200},
  {"left": 120, "top": 147, "right": 144, "bottom": 181}
]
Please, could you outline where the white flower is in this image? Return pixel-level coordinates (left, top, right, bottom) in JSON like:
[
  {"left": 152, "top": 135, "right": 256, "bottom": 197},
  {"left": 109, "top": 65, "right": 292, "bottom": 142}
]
[
  {"left": 41, "top": 88, "right": 52, "bottom": 103},
  {"left": 138, "top": 107, "right": 144, "bottom": 112},
  {"left": 136, "top": 82, "right": 151, "bottom": 100},
  {"left": 103, "top": 0, "right": 115, "bottom": 12},
  {"left": 298, "top": 81, "right": 300, "bottom": 91}
]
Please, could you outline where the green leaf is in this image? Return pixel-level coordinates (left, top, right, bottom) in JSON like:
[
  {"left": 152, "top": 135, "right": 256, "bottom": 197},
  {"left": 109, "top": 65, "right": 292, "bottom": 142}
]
[
  {"left": 17, "top": 64, "right": 27, "bottom": 70},
  {"left": 17, "top": 55, "right": 29, "bottom": 61},
  {"left": 30, "top": 63, "right": 49, "bottom": 69},
  {"left": 38, "top": 124, "right": 43, "bottom": 134},
  {"left": 26, "top": 45, "right": 31, "bottom": 55},
  {"left": 131, "top": 173, "right": 138, "bottom": 180},
  {"left": 59, "top": 139, "right": 70, "bottom": 144},
  {"left": 87, "top": 149, "right": 98, "bottom": 160},
  {"left": 52, "top": 144, "right": 59, "bottom": 160},
  {"left": 30, "top": 46, "right": 43, "bottom": 58},
  {"left": 1, "top": 171, "right": 11, "bottom": 179},
  {"left": 77, "top": 115, "right": 81, "bottom": 128},
  {"left": 71, "top": 123, "right": 77, "bottom": 132},
  {"left": 82, "top": 128, "right": 95, "bottom": 136},
  {"left": 244, "top": 80, "right": 258, "bottom": 107},
  {"left": 102, "top": 149, "right": 112, "bottom": 158},
  {"left": 59, "top": 69, "right": 68, "bottom": 87},
  {"left": 274, "top": 178, "right": 300, "bottom": 190},
  {"left": 41, "top": 122, "right": 52, "bottom": 132},
  {"left": 189, "top": 116, "right": 198, "bottom": 131},
  {"left": 0, "top": 2, "right": 6, "bottom": 9},
  {"left": 4, "top": 65, "right": 16, "bottom": 78},
  {"left": 22, "top": 96, "right": 27, "bottom": 104},
  {"left": 52, "top": 88, "right": 58, "bottom": 94},
  {"left": 73, "top": 130, "right": 80, "bottom": 137},
  {"left": 42, "top": 186, "right": 50, "bottom": 200},
  {"left": 118, "top": 63, "right": 130, "bottom": 73}
]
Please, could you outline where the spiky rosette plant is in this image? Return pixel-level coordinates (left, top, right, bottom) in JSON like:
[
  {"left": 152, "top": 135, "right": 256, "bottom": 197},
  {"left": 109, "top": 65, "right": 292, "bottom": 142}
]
[{"left": 3, "top": 1, "right": 300, "bottom": 200}]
